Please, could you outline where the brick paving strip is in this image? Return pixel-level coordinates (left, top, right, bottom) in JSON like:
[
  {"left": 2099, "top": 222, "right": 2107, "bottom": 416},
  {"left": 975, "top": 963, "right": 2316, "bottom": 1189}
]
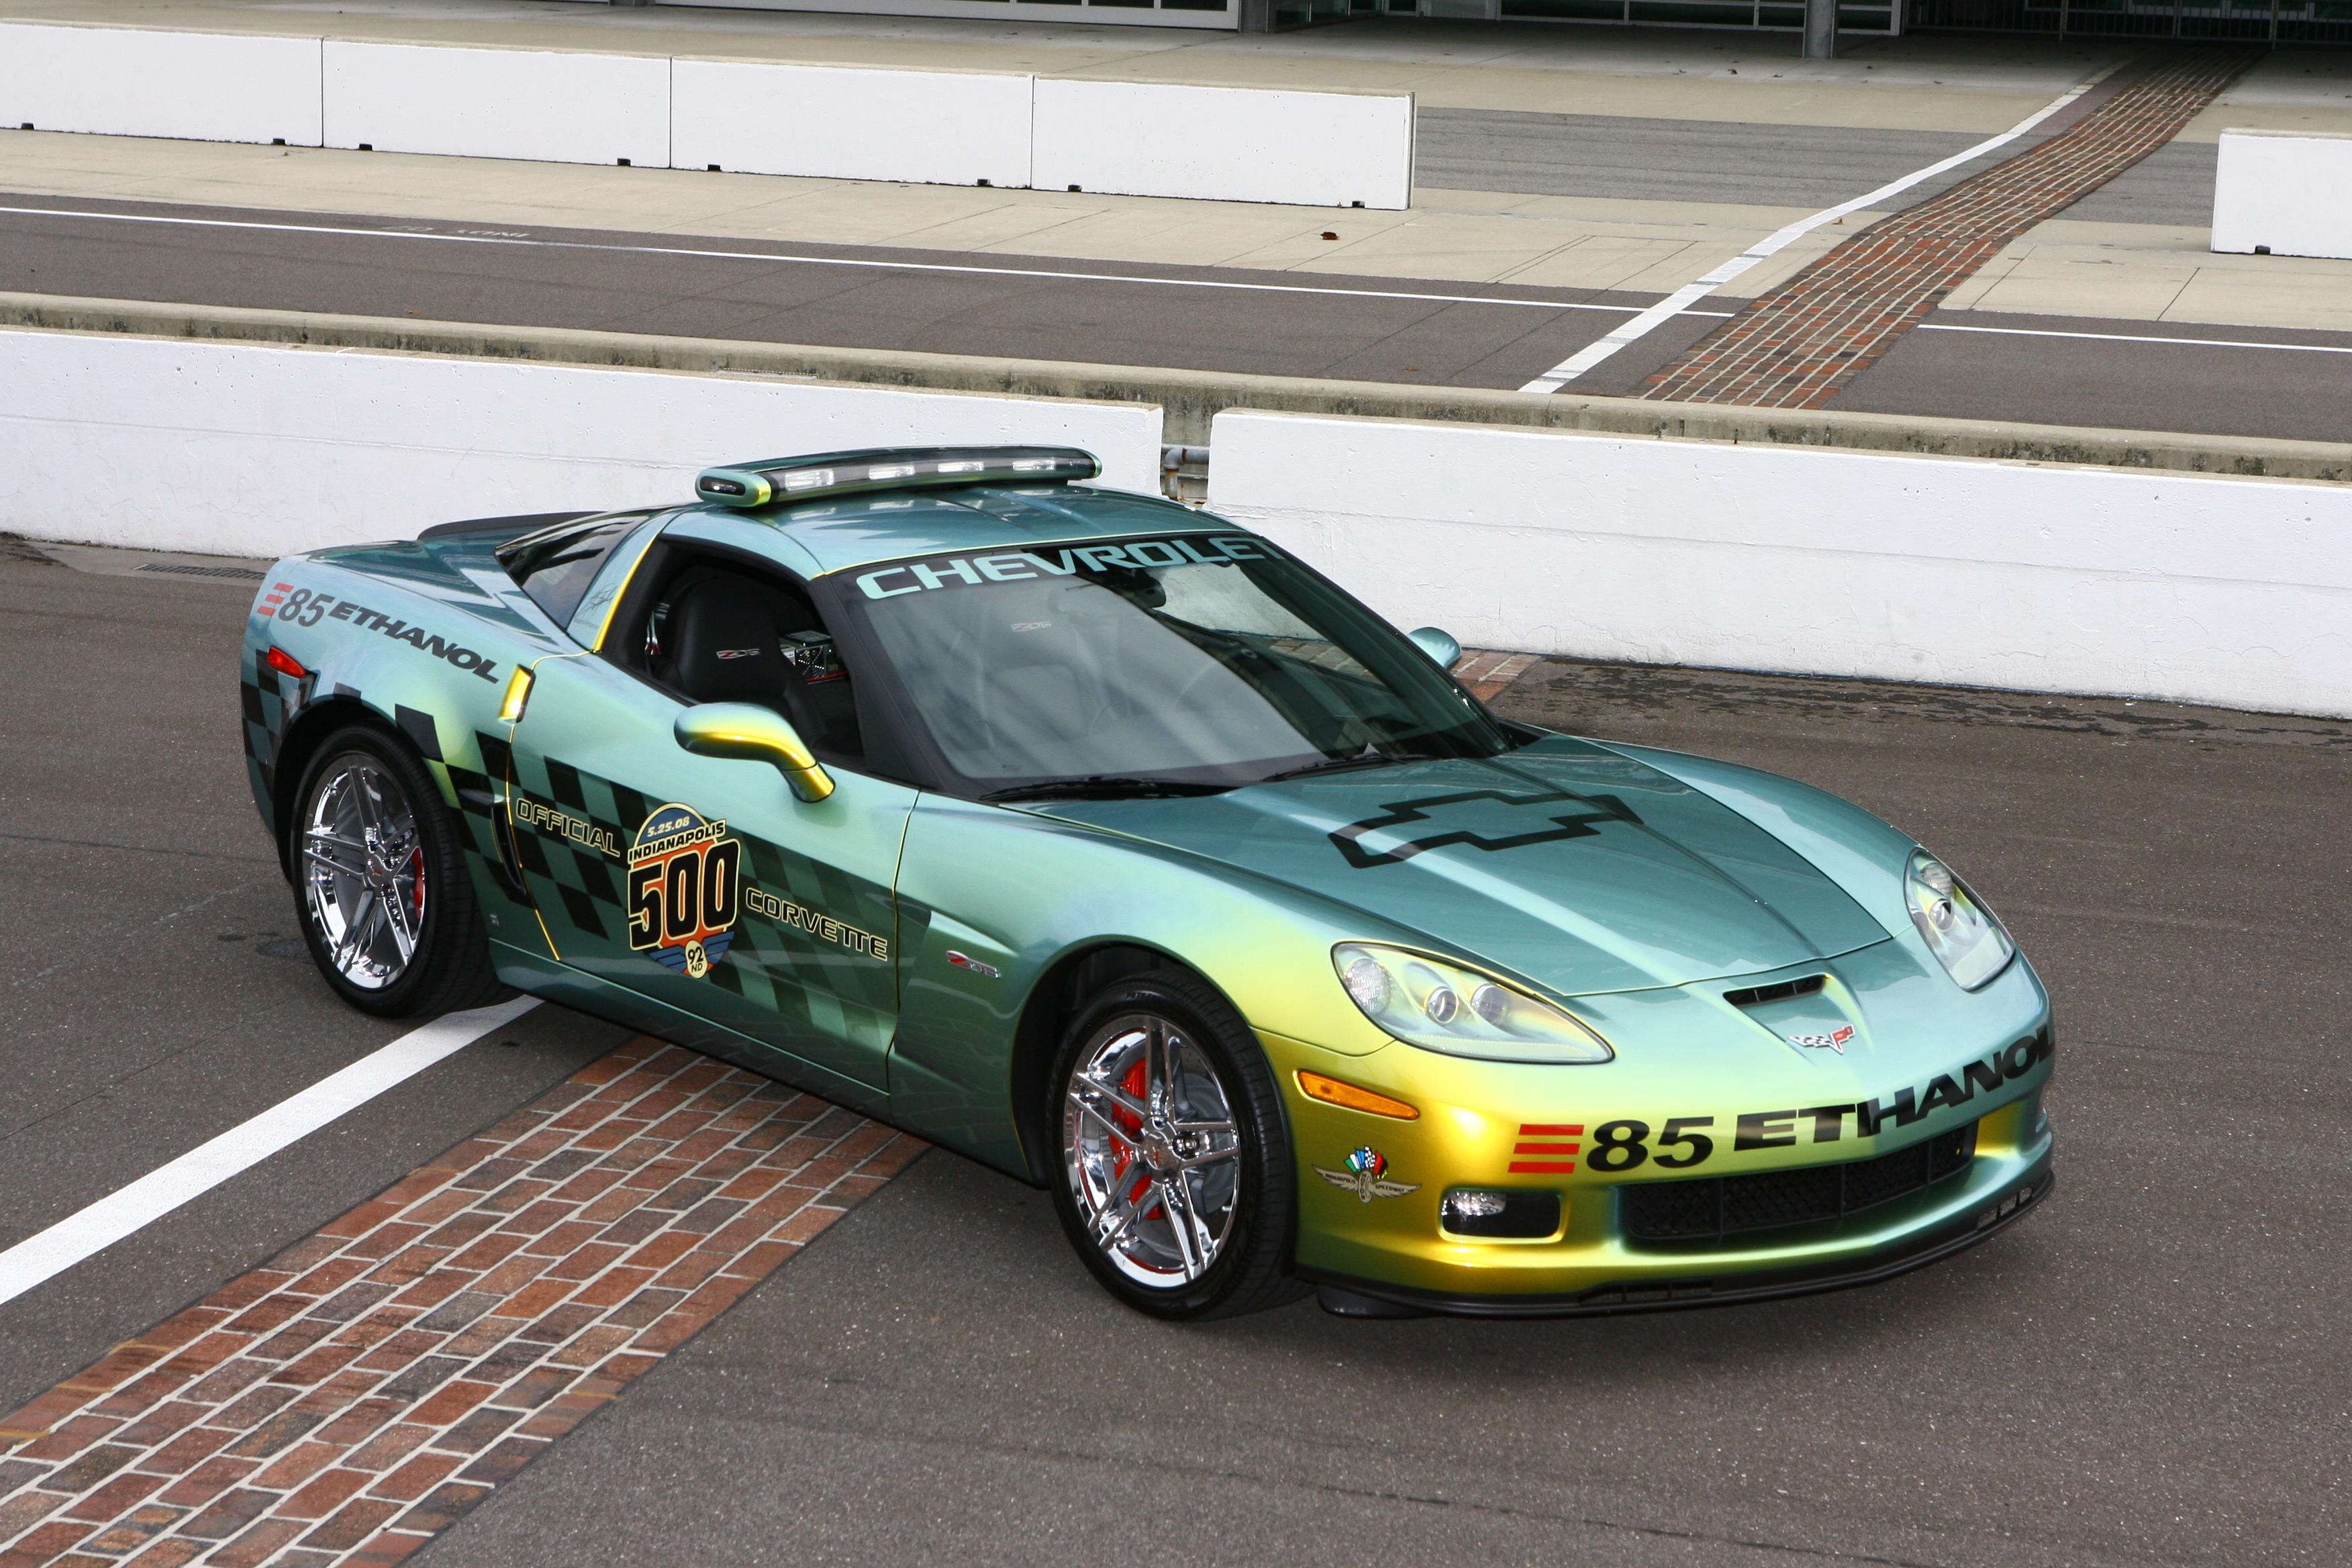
[
  {"left": 0, "top": 1038, "right": 922, "bottom": 1567},
  {"left": 1455, "top": 649, "right": 1541, "bottom": 702},
  {"left": 1638, "top": 48, "right": 2261, "bottom": 410}
]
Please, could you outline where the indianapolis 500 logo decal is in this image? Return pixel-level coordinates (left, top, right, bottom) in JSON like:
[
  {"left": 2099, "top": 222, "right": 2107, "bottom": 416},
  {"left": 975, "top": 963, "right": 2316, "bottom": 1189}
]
[{"left": 624, "top": 804, "right": 742, "bottom": 979}]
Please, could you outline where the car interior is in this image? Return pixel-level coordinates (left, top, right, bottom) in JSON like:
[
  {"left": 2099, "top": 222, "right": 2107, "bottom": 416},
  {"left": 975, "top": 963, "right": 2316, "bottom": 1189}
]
[{"left": 624, "top": 558, "right": 866, "bottom": 769}]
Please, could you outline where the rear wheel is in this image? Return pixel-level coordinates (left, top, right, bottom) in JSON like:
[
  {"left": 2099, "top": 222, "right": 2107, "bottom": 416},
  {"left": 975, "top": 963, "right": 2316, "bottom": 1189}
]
[
  {"left": 290, "top": 726, "right": 506, "bottom": 1018},
  {"left": 1048, "top": 968, "right": 1307, "bottom": 1320}
]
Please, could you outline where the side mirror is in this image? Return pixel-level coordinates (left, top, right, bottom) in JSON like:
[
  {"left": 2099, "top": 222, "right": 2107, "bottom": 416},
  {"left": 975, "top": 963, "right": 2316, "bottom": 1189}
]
[
  {"left": 674, "top": 703, "right": 835, "bottom": 803},
  {"left": 1406, "top": 626, "right": 1461, "bottom": 671}
]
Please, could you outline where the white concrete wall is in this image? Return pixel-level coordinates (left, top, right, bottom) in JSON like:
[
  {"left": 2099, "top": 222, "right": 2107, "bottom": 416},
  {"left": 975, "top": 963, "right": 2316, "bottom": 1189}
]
[
  {"left": 0, "top": 330, "right": 1164, "bottom": 559},
  {"left": 672, "top": 60, "right": 1031, "bottom": 188},
  {"left": 322, "top": 42, "right": 671, "bottom": 167},
  {"left": 1, "top": 24, "right": 1414, "bottom": 208},
  {"left": 1209, "top": 410, "right": 2352, "bottom": 720},
  {"left": 1031, "top": 81, "right": 1414, "bottom": 210},
  {"left": 0, "top": 22, "right": 323, "bottom": 146},
  {"left": 2210, "top": 128, "right": 2352, "bottom": 261}
]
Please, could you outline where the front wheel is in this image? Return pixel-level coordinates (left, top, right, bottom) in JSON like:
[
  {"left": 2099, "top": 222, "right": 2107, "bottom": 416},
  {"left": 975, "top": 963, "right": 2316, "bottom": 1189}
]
[
  {"left": 1047, "top": 969, "right": 1307, "bottom": 1320},
  {"left": 289, "top": 726, "right": 507, "bottom": 1018}
]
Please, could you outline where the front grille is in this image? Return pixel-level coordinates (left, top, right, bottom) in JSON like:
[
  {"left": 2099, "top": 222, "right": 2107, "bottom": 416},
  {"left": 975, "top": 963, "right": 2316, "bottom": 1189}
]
[{"left": 1622, "top": 1121, "right": 1978, "bottom": 1246}]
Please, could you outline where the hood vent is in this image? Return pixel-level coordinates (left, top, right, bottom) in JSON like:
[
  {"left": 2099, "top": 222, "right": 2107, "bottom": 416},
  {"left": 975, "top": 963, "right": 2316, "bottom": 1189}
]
[{"left": 1723, "top": 975, "right": 1826, "bottom": 1009}]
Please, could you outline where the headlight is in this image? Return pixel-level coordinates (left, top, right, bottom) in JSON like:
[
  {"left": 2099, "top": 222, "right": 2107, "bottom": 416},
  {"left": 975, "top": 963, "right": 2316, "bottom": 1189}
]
[
  {"left": 1331, "top": 944, "right": 1612, "bottom": 1063},
  {"left": 1904, "top": 851, "right": 2014, "bottom": 989}
]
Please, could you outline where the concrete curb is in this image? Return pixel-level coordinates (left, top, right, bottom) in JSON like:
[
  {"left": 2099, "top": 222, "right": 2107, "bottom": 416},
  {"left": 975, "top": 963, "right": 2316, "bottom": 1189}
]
[{"left": 6, "top": 291, "right": 2350, "bottom": 483}]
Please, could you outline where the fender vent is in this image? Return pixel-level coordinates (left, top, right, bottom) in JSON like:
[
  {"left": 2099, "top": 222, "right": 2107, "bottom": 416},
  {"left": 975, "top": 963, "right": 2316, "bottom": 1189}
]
[
  {"left": 1722, "top": 975, "right": 1826, "bottom": 1008},
  {"left": 1622, "top": 1120, "right": 1978, "bottom": 1246}
]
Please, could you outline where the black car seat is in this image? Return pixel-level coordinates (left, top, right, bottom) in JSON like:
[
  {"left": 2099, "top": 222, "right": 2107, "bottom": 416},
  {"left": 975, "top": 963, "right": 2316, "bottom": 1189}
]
[
  {"left": 656, "top": 574, "right": 779, "bottom": 706},
  {"left": 652, "top": 569, "right": 865, "bottom": 765}
]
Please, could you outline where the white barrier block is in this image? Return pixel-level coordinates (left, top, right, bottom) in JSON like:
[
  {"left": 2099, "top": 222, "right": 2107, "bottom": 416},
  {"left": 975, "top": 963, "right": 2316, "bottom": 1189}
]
[
  {"left": 1208, "top": 409, "right": 2352, "bottom": 720},
  {"left": 0, "top": 332, "right": 1163, "bottom": 559},
  {"left": 1032, "top": 81, "right": 1412, "bottom": 210},
  {"left": 0, "top": 23, "right": 323, "bottom": 146},
  {"left": 2211, "top": 128, "right": 2352, "bottom": 261},
  {"left": 322, "top": 42, "right": 670, "bottom": 167},
  {"left": 673, "top": 60, "right": 1031, "bottom": 189}
]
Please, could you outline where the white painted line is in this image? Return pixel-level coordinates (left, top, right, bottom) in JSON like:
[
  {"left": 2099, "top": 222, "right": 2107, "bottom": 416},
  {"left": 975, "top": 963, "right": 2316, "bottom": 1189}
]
[
  {"left": 1916, "top": 322, "right": 2352, "bottom": 356},
  {"left": 0, "top": 203, "right": 1714, "bottom": 317},
  {"left": 0, "top": 995, "right": 540, "bottom": 1307},
  {"left": 1516, "top": 64, "right": 2122, "bottom": 395}
]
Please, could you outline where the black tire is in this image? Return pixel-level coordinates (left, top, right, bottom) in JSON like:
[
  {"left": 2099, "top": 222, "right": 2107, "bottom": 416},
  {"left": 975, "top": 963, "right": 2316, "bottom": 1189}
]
[
  {"left": 1046, "top": 966, "right": 1310, "bottom": 1321},
  {"left": 287, "top": 724, "right": 509, "bottom": 1019}
]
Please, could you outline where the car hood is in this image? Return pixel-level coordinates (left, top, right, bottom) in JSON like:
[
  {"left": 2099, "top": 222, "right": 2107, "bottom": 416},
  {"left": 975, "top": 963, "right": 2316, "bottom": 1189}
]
[{"left": 1030, "top": 737, "right": 1891, "bottom": 997}]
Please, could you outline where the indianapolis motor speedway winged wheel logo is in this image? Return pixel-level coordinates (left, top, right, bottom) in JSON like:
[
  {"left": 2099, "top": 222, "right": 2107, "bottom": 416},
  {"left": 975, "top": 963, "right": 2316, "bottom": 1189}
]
[{"left": 1315, "top": 1146, "right": 1419, "bottom": 1203}]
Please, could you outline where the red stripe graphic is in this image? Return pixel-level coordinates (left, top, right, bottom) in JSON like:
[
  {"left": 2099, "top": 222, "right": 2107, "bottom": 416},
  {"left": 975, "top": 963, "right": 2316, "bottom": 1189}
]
[{"left": 1511, "top": 1122, "right": 1581, "bottom": 1174}]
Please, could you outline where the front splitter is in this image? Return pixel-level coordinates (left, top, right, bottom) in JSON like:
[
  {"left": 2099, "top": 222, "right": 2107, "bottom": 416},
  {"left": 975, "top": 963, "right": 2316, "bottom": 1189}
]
[{"left": 1304, "top": 1167, "right": 2054, "bottom": 1320}]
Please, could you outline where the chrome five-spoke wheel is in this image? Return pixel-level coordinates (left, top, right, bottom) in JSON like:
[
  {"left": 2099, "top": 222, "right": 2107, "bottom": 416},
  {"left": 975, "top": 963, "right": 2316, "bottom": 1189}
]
[
  {"left": 301, "top": 754, "right": 427, "bottom": 991},
  {"left": 1063, "top": 1013, "right": 1244, "bottom": 1287}
]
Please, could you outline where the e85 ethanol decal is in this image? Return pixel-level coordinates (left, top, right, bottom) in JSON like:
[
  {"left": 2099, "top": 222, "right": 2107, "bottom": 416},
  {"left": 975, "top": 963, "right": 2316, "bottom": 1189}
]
[
  {"left": 624, "top": 804, "right": 741, "bottom": 979},
  {"left": 256, "top": 585, "right": 501, "bottom": 684},
  {"left": 1512, "top": 1030, "right": 2054, "bottom": 1177}
]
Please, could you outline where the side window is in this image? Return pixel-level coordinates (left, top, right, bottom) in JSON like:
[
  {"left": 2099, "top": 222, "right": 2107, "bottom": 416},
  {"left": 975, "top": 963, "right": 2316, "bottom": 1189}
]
[
  {"left": 627, "top": 558, "right": 865, "bottom": 769},
  {"left": 497, "top": 516, "right": 644, "bottom": 628}
]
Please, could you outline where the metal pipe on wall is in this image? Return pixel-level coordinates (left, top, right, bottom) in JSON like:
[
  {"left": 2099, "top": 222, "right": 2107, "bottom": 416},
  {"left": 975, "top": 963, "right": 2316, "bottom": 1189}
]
[{"left": 1802, "top": 0, "right": 1837, "bottom": 55}]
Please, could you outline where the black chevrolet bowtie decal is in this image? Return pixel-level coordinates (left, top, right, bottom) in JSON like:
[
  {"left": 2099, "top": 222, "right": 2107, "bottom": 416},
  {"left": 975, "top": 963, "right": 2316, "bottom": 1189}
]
[{"left": 1330, "top": 787, "right": 1644, "bottom": 869}]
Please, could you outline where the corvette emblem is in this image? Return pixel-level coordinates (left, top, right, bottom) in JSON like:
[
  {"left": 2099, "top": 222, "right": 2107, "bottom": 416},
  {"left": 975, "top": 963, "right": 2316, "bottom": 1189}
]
[
  {"left": 1786, "top": 1025, "right": 1857, "bottom": 1055},
  {"left": 1315, "top": 1146, "right": 1420, "bottom": 1203}
]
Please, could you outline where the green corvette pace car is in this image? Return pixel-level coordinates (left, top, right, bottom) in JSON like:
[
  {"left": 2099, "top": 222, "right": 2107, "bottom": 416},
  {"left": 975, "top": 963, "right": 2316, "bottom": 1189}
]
[{"left": 242, "top": 445, "right": 2053, "bottom": 1320}]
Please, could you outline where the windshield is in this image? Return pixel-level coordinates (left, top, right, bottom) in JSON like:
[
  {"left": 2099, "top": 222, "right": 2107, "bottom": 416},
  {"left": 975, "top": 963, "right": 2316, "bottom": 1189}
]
[{"left": 827, "top": 531, "right": 1513, "bottom": 796}]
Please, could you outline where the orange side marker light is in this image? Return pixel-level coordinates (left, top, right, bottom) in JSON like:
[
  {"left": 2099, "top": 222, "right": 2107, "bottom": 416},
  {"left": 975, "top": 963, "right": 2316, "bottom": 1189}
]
[{"left": 1296, "top": 1070, "right": 1420, "bottom": 1121}]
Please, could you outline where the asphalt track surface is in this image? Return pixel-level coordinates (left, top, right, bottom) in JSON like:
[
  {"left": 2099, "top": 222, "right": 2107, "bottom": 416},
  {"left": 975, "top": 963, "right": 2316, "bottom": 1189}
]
[
  {"left": 1420, "top": 109, "right": 2214, "bottom": 227},
  {"left": 0, "top": 548, "right": 634, "bottom": 1423},
  {"left": 5, "top": 195, "right": 2349, "bottom": 442},
  {"left": 6, "top": 548, "right": 2349, "bottom": 1565},
  {"left": 1417, "top": 110, "right": 2053, "bottom": 210}
]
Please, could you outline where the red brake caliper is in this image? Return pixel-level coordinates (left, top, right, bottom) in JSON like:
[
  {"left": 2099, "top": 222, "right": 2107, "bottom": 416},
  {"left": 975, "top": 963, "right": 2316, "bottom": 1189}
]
[
  {"left": 1108, "top": 1057, "right": 1158, "bottom": 1222},
  {"left": 408, "top": 848, "right": 428, "bottom": 918}
]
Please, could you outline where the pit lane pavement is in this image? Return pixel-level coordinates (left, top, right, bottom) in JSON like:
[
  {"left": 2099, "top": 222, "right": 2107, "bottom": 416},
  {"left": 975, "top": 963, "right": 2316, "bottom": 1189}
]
[{"left": 3, "top": 195, "right": 2349, "bottom": 444}]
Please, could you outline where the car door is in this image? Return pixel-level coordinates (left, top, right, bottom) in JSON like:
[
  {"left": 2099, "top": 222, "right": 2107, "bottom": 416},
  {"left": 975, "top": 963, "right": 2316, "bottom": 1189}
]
[{"left": 501, "top": 648, "right": 912, "bottom": 1103}]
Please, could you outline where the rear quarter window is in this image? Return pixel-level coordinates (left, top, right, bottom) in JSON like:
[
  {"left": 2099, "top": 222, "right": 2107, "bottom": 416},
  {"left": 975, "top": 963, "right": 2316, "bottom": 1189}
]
[{"left": 497, "top": 516, "right": 644, "bottom": 626}]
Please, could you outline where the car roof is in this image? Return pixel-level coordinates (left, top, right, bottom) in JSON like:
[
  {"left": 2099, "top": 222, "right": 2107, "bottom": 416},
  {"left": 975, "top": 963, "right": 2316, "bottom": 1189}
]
[{"left": 665, "top": 480, "right": 1228, "bottom": 578}]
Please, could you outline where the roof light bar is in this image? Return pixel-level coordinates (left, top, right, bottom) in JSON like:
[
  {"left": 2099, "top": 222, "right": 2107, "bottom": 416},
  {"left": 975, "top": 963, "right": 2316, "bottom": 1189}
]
[{"left": 693, "top": 446, "right": 1101, "bottom": 509}]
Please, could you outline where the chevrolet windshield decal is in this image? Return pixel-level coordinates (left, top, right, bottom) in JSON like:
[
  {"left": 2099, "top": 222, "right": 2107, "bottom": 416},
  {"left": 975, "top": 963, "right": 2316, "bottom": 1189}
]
[{"left": 852, "top": 536, "right": 1267, "bottom": 599}]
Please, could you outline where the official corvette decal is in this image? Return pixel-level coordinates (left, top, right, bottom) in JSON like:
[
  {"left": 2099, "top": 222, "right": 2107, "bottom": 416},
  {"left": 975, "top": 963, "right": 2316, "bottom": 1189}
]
[
  {"left": 1330, "top": 786, "right": 1643, "bottom": 869},
  {"left": 1316, "top": 1147, "right": 1419, "bottom": 1203},
  {"left": 1786, "top": 1026, "right": 1856, "bottom": 1055},
  {"left": 256, "top": 587, "right": 501, "bottom": 683},
  {"left": 1515, "top": 1030, "right": 2053, "bottom": 1177},
  {"left": 742, "top": 885, "right": 889, "bottom": 962},
  {"left": 509, "top": 794, "right": 623, "bottom": 859},
  {"left": 852, "top": 536, "right": 1267, "bottom": 599},
  {"left": 624, "top": 804, "right": 741, "bottom": 979}
]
